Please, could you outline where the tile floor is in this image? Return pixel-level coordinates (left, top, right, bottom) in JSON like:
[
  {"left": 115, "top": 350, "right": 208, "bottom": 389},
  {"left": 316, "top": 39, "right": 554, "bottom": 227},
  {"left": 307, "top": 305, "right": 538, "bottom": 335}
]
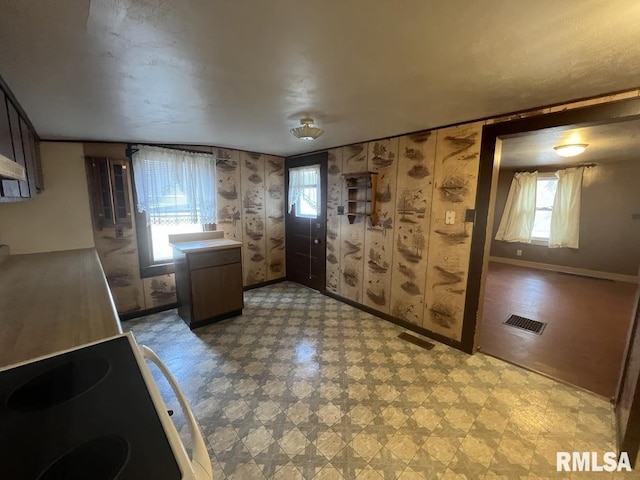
[{"left": 124, "top": 282, "right": 638, "bottom": 479}]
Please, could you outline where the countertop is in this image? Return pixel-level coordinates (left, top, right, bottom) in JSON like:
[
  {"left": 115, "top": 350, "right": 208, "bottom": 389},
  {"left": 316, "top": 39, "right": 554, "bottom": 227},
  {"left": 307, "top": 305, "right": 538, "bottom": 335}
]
[
  {"left": 170, "top": 238, "right": 242, "bottom": 254},
  {"left": 0, "top": 248, "right": 121, "bottom": 369}
]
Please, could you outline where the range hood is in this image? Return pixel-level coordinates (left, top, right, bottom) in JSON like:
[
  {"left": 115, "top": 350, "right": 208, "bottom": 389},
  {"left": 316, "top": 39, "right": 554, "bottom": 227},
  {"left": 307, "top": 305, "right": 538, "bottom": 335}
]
[{"left": 0, "top": 153, "right": 26, "bottom": 181}]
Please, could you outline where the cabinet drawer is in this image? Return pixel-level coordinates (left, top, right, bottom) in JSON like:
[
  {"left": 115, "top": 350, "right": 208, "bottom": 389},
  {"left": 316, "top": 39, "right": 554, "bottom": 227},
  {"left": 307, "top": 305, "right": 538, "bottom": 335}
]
[{"left": 188, "top": 247, "right": 241, "bottom": 269}]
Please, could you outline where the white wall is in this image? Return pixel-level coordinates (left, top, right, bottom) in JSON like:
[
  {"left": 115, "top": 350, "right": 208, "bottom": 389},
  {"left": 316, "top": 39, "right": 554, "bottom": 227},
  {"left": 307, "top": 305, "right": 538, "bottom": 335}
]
[{"left": 0, "top": 142, "right": 94, "bottom": 254}]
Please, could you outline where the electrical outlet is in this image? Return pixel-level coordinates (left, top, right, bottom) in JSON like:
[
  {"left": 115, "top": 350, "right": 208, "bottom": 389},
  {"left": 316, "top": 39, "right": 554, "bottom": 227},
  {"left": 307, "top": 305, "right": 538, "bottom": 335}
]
[
  {"left": 516, "top": 249, "right": 523, "bottom": 257},
  {"left": 445, "top": 211, "right": 455, "bottom": 225}
]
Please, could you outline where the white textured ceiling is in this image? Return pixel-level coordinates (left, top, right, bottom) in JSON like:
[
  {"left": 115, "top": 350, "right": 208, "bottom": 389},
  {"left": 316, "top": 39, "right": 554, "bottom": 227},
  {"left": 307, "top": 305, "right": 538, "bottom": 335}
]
[
  {"left": 1, "top": 1, "right": 640, "bottom": 157},
  {"left": 501, "top": 118, "right": 640, "bottom": 169}
]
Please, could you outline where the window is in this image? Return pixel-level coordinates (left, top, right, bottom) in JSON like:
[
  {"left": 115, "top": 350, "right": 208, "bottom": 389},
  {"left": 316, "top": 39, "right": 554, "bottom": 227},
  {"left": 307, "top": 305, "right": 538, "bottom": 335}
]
[
  {"left": 531, "top": 173, "right": 558, "bottom": 241},
  {"left": 288, "top": 165, "right": 320, "bottom": 218},
  {"left": 131, "top": 145, "right": 217, "bottom": 276}
]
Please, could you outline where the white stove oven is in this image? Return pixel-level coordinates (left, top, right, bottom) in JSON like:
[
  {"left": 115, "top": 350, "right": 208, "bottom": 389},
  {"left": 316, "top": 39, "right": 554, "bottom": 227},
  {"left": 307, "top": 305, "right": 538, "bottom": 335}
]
[{"left": 0, "top": 332, "right": 212, "bottom": 480}]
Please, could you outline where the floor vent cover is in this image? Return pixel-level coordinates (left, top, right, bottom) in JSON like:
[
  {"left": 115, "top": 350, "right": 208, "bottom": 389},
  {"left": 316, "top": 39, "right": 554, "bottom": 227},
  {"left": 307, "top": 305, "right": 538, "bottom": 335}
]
[
  {"left": 398, "top": 332, "right": 435, "bottom": 350},
  {"left": 503, "top": 315, "right": 546, "bottom": 335}
]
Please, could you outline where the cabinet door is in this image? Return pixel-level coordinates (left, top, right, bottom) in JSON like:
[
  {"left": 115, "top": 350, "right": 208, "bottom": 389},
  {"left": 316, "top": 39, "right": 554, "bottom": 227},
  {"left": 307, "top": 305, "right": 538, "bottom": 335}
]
[
  {"left": 0, "top": 91, "right": 13, "bottom": 160},
  {"left": 85, "top": 157, "right": 134, "bottom": 230},
  {"left": 20, "top": 117, "right": 39, "bottom": 194},
  {"left": 109, "top": 159, "right": 132, "bottom": 226},
  {"left": 6, "top": 100, "right": 30, "bottom": 197},
  {"left": 0, "top": 91, "right": 20, "bottom": 198},
  {"left": 190, "top": 263, "right": 243, "bottom": 322},
  {"left": 85, "top": 157, "right": 114, "bottom": 229}
]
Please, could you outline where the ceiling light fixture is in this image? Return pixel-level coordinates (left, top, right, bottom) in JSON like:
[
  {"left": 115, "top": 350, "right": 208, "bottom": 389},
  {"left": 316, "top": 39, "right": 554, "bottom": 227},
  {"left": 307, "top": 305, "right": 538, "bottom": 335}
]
[
  {"left": 290, "top": 118, "right": 324, "bottom": 140},
  {"left": 553, "top": 144, "right": 588, "bottom": 157}
]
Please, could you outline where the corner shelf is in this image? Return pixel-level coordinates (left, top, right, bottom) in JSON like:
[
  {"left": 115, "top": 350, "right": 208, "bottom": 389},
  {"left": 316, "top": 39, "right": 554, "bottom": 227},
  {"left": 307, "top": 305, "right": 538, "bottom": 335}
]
[{"left": 343, "top": 171, "right": 379, "bottom": 226}]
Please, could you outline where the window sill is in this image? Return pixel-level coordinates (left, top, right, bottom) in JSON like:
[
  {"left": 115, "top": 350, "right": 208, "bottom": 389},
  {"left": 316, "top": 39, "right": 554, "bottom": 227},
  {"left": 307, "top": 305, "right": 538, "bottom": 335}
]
[
  {"left": 140, "top": 261, "right": 175, "bottom": 279},
  {"left": 530, "top": 238, "right": 550, "bottom": 247}
]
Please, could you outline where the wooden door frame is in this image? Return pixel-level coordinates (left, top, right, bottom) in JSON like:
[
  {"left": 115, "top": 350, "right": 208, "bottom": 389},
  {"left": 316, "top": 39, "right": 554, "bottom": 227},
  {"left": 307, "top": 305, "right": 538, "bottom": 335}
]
[
  {"left": 284, "top": 151, "right": 328, "bottom": 290},
  {"left": 462, "top": 96, "right": 640, "bottom": 462}
]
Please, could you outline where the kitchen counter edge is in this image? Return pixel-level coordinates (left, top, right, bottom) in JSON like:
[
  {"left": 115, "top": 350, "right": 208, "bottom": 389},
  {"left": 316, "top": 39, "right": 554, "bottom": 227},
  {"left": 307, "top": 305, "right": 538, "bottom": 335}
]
[{"left": 0, "top": 248, "right": 121, "bottom": 369}]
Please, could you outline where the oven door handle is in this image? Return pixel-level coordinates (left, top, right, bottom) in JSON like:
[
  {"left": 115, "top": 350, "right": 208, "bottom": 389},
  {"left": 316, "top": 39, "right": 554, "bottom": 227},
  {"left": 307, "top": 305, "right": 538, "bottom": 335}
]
[{"left": 140, "top": 345, "right": 213, "bottom": 480}]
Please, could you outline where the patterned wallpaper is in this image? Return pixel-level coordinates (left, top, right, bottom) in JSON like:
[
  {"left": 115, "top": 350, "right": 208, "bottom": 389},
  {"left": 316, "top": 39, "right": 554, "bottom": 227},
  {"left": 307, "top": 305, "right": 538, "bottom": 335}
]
[
  {"left": 86, "top": 143, "right": 286, "bottom": 318},
  {"left": 326, "top": 123, "right": 482, "bottom": 342},
  {"left": 324, "top": 89, "right": 640, "bottom": 343},
  {"left": 218, "top": 150, "right": 286, "bottom": 287}
]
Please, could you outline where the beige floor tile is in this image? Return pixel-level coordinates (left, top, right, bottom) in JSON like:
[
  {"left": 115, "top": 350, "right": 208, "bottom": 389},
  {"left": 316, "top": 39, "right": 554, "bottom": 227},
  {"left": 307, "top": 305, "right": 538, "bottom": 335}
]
[
  {"left": 125, "top": 282, "right": 620, "bottom": 480},
  {"left": 351, "top": 432, "right": 382, "bottom": 462},
  {"left": 278, "top": 427, "right": 308, "bottom": 457},
  {"left": 242, "top": 426, "right": 275, "bottom": 456},
  {"left": 420, "top": 436, "right": 461, "bottom": 465},
  {"left": 315, "top": 430, "right": 346, "bottom": 460}
]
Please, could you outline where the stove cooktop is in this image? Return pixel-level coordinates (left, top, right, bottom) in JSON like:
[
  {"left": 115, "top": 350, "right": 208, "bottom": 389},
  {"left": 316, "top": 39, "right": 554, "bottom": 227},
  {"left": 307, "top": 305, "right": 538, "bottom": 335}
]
[{"left": 0, "top": 335, "right": 183, "bottom": 480}]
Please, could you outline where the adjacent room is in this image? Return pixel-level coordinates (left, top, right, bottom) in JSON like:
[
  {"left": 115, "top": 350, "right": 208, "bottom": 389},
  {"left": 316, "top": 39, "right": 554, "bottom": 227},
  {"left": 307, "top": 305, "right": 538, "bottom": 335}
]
[
  {"left": 1, "top": 2, "right": 640, "bottom": 479},
  {"left": 478, "top": 119, "right": 640, "bottom": 399}
]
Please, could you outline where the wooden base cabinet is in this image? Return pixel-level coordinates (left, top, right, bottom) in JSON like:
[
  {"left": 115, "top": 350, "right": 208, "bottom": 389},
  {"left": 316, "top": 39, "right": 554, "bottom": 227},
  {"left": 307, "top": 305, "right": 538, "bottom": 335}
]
[{"left": 173, "top": 246, "right": 243, "bottom": 329}]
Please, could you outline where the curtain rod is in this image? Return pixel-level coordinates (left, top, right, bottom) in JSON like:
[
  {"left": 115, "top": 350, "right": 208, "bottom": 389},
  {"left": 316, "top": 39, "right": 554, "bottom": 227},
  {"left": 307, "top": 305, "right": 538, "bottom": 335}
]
[{"left": 126, "top": 143, "right": 215, "bottom": 157}]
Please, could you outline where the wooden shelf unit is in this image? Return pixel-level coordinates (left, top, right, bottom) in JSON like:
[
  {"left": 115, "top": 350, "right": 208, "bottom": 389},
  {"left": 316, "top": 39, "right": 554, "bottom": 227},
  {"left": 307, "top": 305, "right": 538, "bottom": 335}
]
[{"left": 343, "top": 172, "right": 379, "bottom": 226}]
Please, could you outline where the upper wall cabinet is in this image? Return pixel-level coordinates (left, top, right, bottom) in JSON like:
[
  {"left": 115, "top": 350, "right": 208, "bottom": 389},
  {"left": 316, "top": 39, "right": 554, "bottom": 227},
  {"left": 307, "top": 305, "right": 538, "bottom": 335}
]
[
  {"left": 0, "top": 82, "right": 43, "bottom": 201},
  {"left": 85, "top": 157, "right": 133, "bottom": 230}
]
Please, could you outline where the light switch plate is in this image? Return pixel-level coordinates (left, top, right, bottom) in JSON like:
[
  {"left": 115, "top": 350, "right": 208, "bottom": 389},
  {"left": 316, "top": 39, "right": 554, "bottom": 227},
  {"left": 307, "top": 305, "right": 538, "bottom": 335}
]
[{"left": 445, "top": 211, "right": 455, "bottom": 225}]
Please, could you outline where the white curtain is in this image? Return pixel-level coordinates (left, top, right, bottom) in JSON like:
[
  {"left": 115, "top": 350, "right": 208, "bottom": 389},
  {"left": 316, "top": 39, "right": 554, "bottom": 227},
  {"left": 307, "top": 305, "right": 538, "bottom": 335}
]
[
  {"left": 288, "top": 165, "right": 320, "bottom": 216},
  {"left": 549, "top": 166, "right": 584, "bottom": 249},
  {"left": 132, "top": 145, "right": 217, "bottom": 225},
  {"left": 495, "top": 171, "right": 538, "bottom": 243}
]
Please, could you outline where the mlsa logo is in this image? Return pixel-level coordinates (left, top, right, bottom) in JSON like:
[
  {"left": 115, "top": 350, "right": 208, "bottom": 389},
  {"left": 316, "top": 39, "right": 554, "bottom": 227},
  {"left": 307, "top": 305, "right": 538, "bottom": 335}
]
[{"left": 557, "top": 452, "right": 632, "bottom": 472}]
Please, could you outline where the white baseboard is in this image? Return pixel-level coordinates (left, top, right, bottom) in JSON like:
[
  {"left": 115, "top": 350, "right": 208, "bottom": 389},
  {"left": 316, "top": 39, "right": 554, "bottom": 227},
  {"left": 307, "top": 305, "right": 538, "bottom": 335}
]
[{"left": 489, "top": 256, "right": 639, "bottom": 284}]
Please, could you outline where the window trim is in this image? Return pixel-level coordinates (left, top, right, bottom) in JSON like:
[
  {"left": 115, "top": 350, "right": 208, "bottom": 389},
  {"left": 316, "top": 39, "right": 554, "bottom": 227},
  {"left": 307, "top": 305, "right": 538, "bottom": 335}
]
[
  {"left": 130, "top": 159, "right": 176, "bottom": 277},
  {"left": 135, "top": 212, "right": 175, "bottom": 278}
]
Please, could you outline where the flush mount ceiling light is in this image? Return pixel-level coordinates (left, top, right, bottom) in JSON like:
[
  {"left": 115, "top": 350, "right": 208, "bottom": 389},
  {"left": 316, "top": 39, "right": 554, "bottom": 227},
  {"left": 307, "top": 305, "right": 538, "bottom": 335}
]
[
  {"left": 290, "top": 118, "right": 324, "bottom": 141},
  {"left": 553, "top": 144, "right": 588, "bottom": 157}
]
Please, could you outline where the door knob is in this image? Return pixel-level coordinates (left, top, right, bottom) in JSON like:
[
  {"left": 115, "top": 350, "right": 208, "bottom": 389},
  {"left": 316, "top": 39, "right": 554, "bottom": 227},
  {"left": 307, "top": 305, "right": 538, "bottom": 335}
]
[{"left": 313, "top": 238, "right": 320, "bottom": 244}]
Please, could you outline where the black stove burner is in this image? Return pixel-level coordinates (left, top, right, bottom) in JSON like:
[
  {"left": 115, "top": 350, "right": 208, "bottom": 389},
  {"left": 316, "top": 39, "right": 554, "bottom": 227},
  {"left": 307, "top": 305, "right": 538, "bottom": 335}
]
[
  {"left": 38, "top": 435, "right": 129, "bottom": 480},
  {"left": 0, "top": 336, "right": 183, "bottom": 480},
  {"left": 8, "top": 358, "right": 110, "bottom": 412}
]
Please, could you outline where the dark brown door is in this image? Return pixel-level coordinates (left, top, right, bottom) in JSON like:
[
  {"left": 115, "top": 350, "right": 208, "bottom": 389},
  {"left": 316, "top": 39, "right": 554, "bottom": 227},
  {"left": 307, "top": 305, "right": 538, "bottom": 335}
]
[
  {"left": 616, "top": 283, "right": 640, "bottom": 467},
  {"left": 285, "top": 152, "right": 327, "bottom": 291}
]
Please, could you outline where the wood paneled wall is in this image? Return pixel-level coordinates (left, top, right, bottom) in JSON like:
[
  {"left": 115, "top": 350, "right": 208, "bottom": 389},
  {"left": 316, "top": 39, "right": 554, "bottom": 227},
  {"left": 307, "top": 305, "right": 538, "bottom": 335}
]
[
  {"left": 216, "top": 148, "right": 286, "bottom": 286},
  {"left": 241, "top": 152, "right": 267, "bottom": 285},
  {"left": 326, "top": 124, "right": 482, "bottom": 342},
  {"left": 326, "top": 148, "right": 343, "bottom": 294},
  {"left": 265, "top": 156, "right": 285, "bottom": 281},
  {"left": 215, "top": 148, "right": 243, "bottom": 242},
  {"left": 363, "top": 138, "right": 399, "bottom": 313},
  {"left": 391, "top": 131, "right": 436, "bottom": 326},
  {"left": 338, "top": 144, "right": 368, "bottom": 303}
]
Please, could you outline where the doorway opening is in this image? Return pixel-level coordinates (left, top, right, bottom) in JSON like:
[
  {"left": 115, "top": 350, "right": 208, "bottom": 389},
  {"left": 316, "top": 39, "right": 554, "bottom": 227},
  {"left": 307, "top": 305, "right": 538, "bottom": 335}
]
[{"left": 477, "top": 119, "right": 640, "bottom": 398}]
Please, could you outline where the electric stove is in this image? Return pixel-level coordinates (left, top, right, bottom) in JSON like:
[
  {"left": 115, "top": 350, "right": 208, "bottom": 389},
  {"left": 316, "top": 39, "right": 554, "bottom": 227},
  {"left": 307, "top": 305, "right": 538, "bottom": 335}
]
[{"left": 0, "top": 332, "right": 211, "bottom": 480}]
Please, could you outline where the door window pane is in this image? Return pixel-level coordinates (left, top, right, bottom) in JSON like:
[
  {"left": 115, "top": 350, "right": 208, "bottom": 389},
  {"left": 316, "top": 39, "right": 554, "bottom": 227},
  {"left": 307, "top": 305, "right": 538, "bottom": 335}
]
[{"left": 289, "top": 165, "right": 320, "bottom": 218}]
